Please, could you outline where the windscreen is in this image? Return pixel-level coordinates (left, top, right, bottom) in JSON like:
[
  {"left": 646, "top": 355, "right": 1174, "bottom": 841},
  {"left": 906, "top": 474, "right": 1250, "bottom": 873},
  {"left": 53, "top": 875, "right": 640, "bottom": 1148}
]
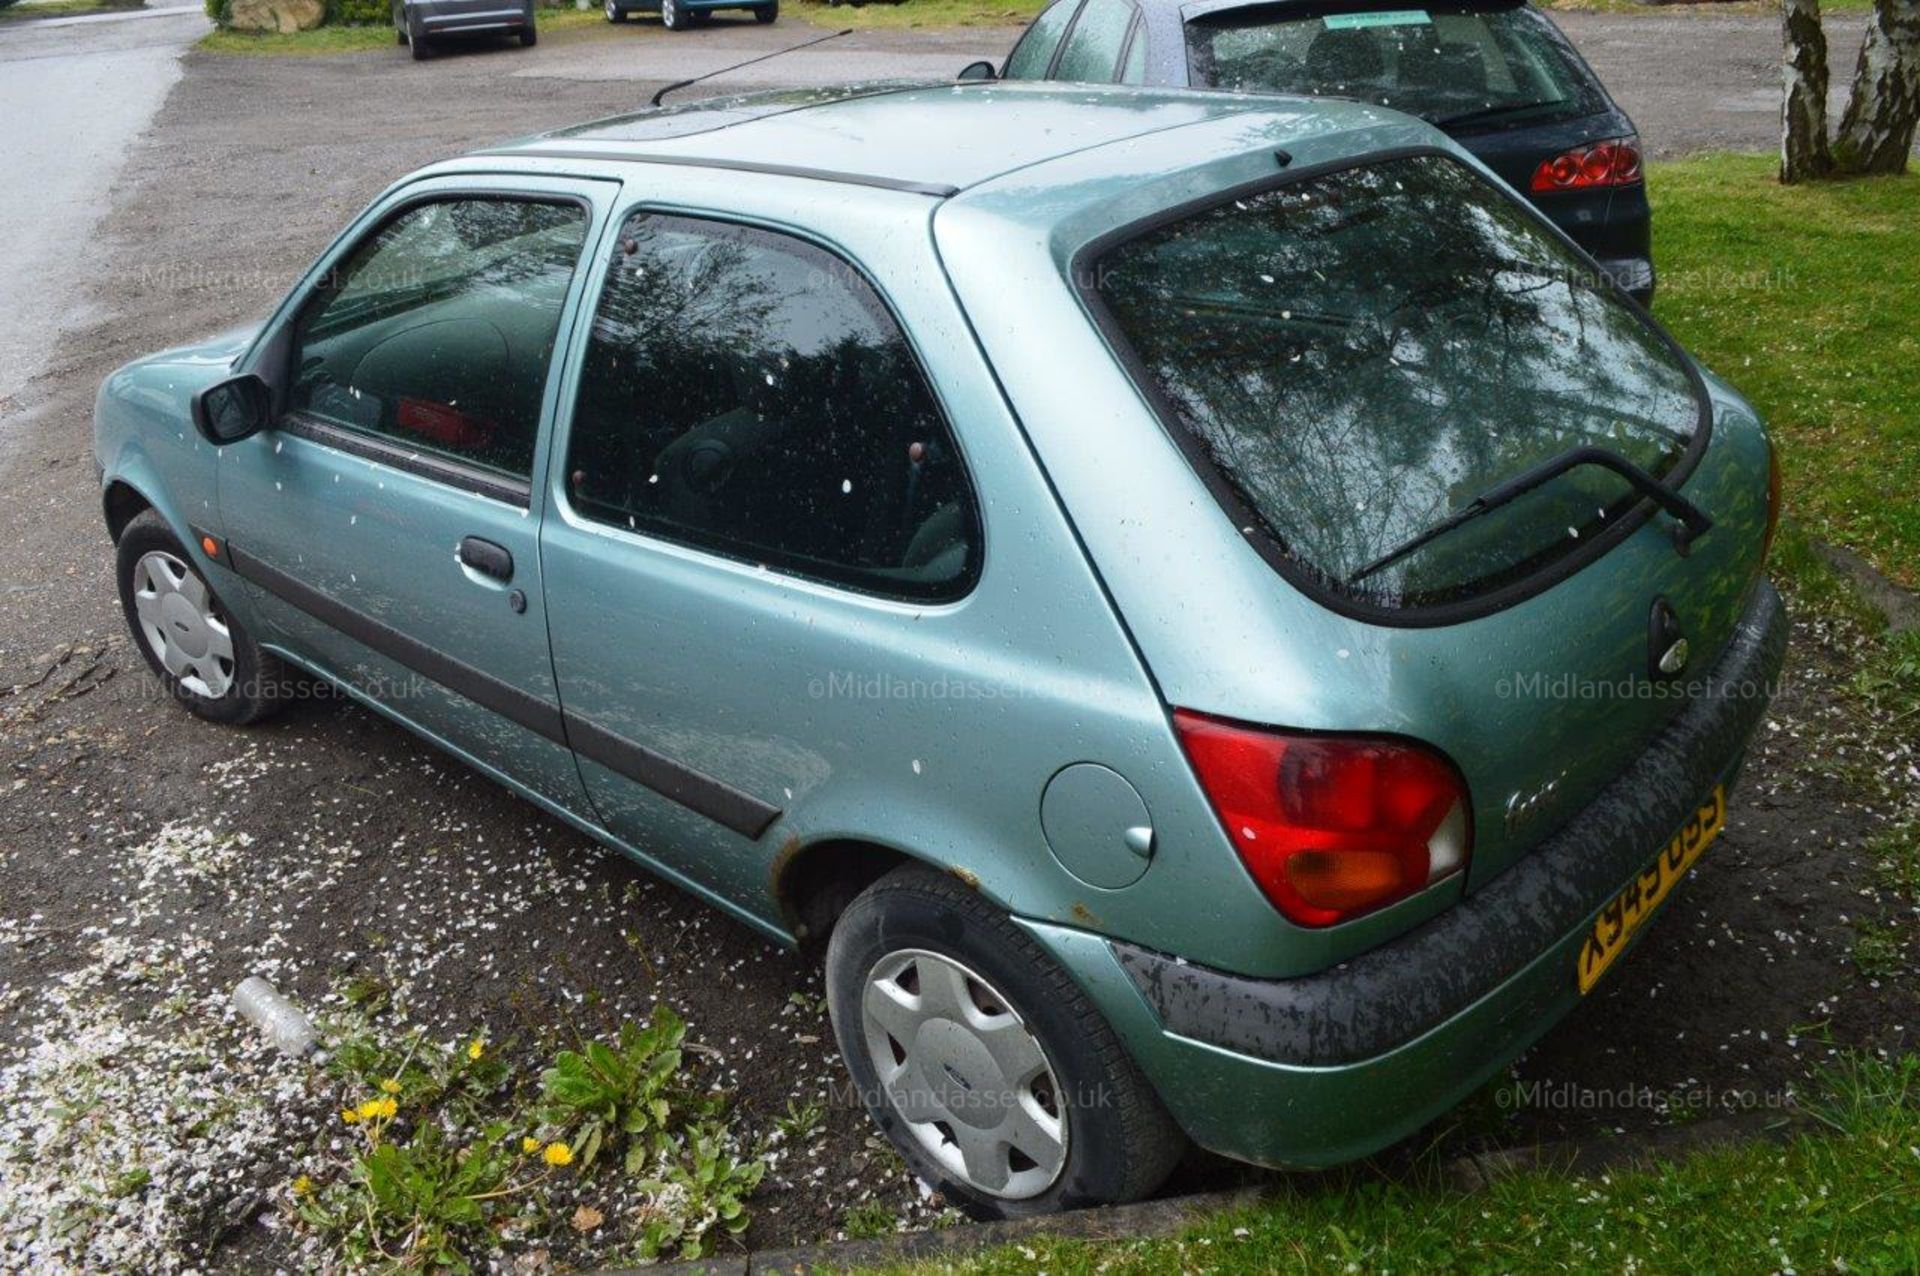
[
  {"left": 1089, "top": 152, "right": 1703, "bottom": 613},
  {"left": 1187, "top": 4, "right": 1606, "bottom": 131}
]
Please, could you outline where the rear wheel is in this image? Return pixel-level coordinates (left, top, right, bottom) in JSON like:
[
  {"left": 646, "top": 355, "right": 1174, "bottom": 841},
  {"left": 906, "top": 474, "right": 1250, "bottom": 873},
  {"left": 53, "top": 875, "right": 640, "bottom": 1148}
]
[
  {"left": 753, "top": 0, "right": 776, "bottom": 20},
  {"left": 825, "top": 865, "right": 1185, "bottom": 1218},
  {"left": 116, "top": 511, "right": 290, "bottom": 726},
  {"left": 660, "top": 0, "right": 683, "bottom": 28},
  {"left": 606, "top": 0, "right": 626, "bottom": 19}
]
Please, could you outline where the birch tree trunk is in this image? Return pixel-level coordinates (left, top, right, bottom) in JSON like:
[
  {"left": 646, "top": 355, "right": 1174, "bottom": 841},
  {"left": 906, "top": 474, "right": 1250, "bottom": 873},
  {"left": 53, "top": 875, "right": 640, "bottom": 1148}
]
[
  {"left": 1782, "top": 0, "right": 1835, "bottom": 182},
  {"left": 1833, "top": 0, "right": 1920, "bottom": 174}
]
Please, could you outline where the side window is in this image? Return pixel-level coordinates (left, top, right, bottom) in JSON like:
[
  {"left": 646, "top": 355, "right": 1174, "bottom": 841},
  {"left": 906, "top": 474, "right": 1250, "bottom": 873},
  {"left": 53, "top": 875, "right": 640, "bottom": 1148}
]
[
  {"left": 1119, "top": 18, "right": 1148, "bottom": 83},
  {"left": 288, "top": 198, "right": 589, "bottom": 481},
  {"left": 1003, "top": 0, "right": 1079, "bottom": 78},
  {"left": 1054, "top": 0, "right": 1133, "bottom": 81},
  {"left": 565, "top": 214, "right": 981, "bottom": 600}
]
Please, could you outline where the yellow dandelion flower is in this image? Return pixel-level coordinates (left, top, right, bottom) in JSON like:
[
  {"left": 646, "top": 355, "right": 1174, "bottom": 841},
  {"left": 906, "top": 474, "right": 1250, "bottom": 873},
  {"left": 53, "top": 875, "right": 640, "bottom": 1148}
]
[
  {"left": 380, "top": 1078, "right": 402, "bottom": 1095},
  {"left": 521, "top": 1136, "right": 540, "bottom": 1155},
  {"left": 355, "top": 1099, "right": 385, "bottom": 1121},
  {"left": 542, "top": 1142, "right": 574, "bottom": 1168},
  {"left": 466, "top": 1039, "right": 485, "bottom": 1062},
  {"left": 292, "top": 1175, "right": 314, "bottom": 1197},
  {"left": 373, "top": 1097, "right": 398, "bottom": 1120},
  {"left": 340, "top": 1107, "right": 361, "bottom": 1125}
]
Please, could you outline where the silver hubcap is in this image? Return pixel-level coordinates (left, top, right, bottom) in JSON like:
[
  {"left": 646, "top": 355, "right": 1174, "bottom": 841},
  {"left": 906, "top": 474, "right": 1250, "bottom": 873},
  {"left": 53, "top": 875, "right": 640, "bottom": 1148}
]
[
  {"left": 132, "top": 550, "right": 235, "bottom": 699},
  {"left": 860, "top": 949, "right": 1067, "bottom": 1199}
]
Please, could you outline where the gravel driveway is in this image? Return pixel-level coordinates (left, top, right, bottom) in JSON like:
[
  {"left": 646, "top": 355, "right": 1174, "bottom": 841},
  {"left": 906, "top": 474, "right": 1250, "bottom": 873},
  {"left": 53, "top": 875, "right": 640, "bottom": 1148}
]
[{"left": 0, "top": 8, "right": 1911, "bottom": 1270}]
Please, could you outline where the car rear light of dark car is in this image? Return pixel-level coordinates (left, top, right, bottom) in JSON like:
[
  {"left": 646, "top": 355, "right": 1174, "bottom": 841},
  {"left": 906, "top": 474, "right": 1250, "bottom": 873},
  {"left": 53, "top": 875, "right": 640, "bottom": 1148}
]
[
  {"left": 1530, "top": 137, "right": 1643, "bottom": 193},
  {"left": 1172, "top": 709, "right": 1472, "bottom": 927}
]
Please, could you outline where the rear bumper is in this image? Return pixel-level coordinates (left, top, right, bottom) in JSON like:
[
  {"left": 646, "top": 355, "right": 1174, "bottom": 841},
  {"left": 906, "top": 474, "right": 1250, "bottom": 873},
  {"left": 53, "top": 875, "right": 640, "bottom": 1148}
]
[
  {"left": 1027, "top": 578, "right": 1786, "bottom": 1167},
  {"left": 408, "top": 0, "right": 529, "bottom": 32},
  {"left": 1598, "top": 255, "right": 1656, "bottom": 306}
]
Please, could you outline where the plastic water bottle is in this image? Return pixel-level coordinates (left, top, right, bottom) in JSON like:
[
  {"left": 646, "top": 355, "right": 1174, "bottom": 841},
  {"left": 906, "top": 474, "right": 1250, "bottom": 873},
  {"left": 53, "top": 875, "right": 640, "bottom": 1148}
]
[{"left": 232, "top": 976, "right": 318, "bottom": 1057}]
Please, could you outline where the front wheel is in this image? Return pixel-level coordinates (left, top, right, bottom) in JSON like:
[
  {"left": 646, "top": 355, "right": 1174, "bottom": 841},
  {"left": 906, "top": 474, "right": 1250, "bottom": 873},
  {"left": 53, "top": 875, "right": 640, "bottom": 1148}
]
[
  {"left": 660, "top": 0, "right": 683, "bottom": 28},
  {"left": 116, "top": 511, "right": 290, "bottom": 726},
  {"left": 825, "top": 866, "right": 1186, "bottom": 1218},
  {"left": 606, "top": 0, "right": 626, "bottom": 19}
]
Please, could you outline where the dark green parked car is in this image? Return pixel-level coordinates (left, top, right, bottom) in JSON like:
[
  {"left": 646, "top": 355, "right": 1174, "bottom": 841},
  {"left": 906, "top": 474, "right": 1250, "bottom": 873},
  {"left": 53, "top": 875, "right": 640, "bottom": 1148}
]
[{"left": 94, "top": 82, "right": 1784, "bottom": 1217}]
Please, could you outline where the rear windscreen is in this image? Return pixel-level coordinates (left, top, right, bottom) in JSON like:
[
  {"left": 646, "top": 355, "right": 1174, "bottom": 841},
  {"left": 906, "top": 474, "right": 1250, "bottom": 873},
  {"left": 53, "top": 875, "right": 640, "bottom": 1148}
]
[
  {"left": 1187, "top": 4, "right": 1605, "bottom": 131},
  {"left": 1087, "top": 152, "right": 1703, "bottom": 615}
]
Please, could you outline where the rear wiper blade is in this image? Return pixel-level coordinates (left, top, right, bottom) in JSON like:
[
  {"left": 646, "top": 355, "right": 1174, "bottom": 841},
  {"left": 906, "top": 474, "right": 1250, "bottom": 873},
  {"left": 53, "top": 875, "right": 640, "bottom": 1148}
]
[
  {"left": 1347, "top": 444, "right": 1714, "bottom": 585},
  {"left": 1430, "top": 101, "right": 1552, "bottom": 129}
]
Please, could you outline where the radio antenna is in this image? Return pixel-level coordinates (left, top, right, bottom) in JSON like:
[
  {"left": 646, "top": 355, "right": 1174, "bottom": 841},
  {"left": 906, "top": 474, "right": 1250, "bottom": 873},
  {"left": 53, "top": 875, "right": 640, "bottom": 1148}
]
[{"left": 651, "top": 28, "right": 855, "bottom": 108}]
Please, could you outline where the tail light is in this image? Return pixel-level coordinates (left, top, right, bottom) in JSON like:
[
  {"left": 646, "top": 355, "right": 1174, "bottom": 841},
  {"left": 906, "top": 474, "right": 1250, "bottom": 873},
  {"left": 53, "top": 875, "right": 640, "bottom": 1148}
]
[
  {"left": 1762, "top": 438, "right": 1783, "bottom": 562},
  {"left": 1172, "top": 710, "right": 1471, "bottom": 927},
  {"left": 1530, "top": 137, "right": 1642, "bottom": 193}
]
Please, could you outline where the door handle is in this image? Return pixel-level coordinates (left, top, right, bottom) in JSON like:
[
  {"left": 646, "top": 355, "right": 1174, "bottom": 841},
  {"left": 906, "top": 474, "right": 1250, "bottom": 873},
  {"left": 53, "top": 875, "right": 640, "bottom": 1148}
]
[{"left": 457, "top": 536, "right": 514, "bottom": 583}]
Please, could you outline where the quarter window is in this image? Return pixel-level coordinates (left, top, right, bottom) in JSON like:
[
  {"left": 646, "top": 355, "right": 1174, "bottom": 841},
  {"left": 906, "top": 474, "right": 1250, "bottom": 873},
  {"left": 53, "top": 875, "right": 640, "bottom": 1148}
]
[
  {"left": 1054, "top": 0, "right": 1134, "bottom": 81},
  {"left": 566, "top": 214, "right": 980, "bottom": 600},
  {"left": 1004, "top": 0, "right": 1079, "bottom": 78},
  {"left": 287, "top": 198, "right": 589, "bottom": 482},
  {"left": 1119, "top": 21, "right": 1148, "bottom": 83}
]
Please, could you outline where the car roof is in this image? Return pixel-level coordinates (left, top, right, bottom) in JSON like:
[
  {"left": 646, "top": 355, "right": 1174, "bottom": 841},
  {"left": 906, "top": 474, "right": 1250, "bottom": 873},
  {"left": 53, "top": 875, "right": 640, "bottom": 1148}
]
[{"left": 476, "top": 80, "right": 1409, "bottom": 200}]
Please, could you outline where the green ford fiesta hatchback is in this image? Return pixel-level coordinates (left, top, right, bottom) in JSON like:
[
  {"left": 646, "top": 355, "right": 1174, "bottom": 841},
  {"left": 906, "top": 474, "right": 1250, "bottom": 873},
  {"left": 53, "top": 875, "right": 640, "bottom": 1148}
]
[{"left": 94, "top": 82, "right": 1785, "bottom": 1217}]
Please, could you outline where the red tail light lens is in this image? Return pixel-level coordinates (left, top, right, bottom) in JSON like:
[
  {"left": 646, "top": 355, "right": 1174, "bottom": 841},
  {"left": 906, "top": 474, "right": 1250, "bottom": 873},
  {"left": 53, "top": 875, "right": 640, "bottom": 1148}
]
[
  {"left": 1530, "top": 138, "right": 1643, "bottom": 193},
  {"left": 1172, "top": 710, "right": 1472, "bottom": 927}
]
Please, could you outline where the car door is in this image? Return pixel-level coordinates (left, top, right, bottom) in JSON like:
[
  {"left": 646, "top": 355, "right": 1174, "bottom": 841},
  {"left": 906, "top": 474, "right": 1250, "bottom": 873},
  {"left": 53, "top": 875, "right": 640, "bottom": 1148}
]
[
  {"left": 218, "top": 177, "right": 613, "bottom": 811},
  {"left": 538, "top": 208, "right": 988, "bottom": 915}
]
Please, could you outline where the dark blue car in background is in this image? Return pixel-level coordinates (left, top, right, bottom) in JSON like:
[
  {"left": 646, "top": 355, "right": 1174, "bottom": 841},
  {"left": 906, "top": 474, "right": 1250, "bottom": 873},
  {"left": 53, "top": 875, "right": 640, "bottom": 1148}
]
[{"left": 995, "top": 0, "right": 1655, "bottom": 302}]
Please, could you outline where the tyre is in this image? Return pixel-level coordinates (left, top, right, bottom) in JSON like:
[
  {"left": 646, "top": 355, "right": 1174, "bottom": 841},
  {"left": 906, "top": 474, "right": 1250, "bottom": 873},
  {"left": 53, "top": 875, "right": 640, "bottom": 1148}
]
[
  {"left": 660, "top": 0, "right": 682, "bottom": 28},
  {"left": 519, "top": 22, "right": 536, "bottom": 43},
  {"left": 606, "top": 0, "right": 626, "bottom": 20},
  {"left": 395, "top": 26, "right": 406, "bottom": 43},
  {"left": 410, "top": 29, "right": 433, "bottom": 58},
  {"left": 116, "top": 511, "right": 290, "bottom": 727},
  {"left": 826, "top": 865, "right": 1186, "bottom": 1218},
  {"left": 753, "top": 0, "right": 775, "bottom": 20}
]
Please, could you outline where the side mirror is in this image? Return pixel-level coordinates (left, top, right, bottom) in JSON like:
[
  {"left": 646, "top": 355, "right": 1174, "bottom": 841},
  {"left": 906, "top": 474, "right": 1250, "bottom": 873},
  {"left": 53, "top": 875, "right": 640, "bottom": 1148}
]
[
  {"left": 957, "top": 60, "right": 997, "bottom": 82},
  {"left": 191, "top": 373, "right": 273, "bottom": 445}
]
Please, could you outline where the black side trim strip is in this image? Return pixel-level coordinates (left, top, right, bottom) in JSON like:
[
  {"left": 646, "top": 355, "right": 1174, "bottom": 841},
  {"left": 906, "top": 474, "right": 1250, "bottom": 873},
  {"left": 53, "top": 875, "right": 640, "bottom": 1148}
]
[
  {"left": 491, "top": 148, "right": 961, "bottom": 199},
  {"left": 229, "top": 544, "right": 567, "bottom": 740},
  {"left": 565, "top": 714, "right": 782, "bottom": 840},
  {"left": 1116, "top": 579, "right": 1788, "bottom": 1065},
  {"left": 228, "top": 544, "right": 783, "bottom": 840},
  {"left": 280, "top": 414, "right": 533, "bottom": 507}
]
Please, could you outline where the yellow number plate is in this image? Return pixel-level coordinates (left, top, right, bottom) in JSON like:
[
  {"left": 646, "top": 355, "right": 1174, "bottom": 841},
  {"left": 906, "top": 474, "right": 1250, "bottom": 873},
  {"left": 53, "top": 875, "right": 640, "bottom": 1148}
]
[{"left": 1576, "top": 785, "right": 1726, "bottom": 995}]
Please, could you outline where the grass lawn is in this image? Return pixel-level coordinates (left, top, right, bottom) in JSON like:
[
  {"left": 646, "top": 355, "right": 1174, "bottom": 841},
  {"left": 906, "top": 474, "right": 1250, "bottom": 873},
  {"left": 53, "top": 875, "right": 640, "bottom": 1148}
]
[
  {"left": 872, "top": 1055, "right": 1920, "bottom": 1273},
  {"left": 0, "top": 0, "right": 144, "bottom": 19},
  {"left": 198, "top": 4, "right": 609, "bottom": 53},
  {"left": 793, "top": 0, "right": 1039, "bottom": 29},
  {"left": 1649, "top": 153, "right": 1920, "bottom": 590}
]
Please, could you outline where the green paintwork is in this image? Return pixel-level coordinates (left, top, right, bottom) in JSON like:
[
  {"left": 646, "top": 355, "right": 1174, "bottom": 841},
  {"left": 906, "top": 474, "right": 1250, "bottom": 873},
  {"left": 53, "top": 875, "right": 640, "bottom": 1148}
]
[{"left": 92, "top": 82, "right": 1775, "bottom": 1170}]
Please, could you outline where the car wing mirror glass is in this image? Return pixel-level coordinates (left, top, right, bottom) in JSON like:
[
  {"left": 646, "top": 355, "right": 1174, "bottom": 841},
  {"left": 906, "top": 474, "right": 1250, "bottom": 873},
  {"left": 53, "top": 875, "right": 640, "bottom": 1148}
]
[
  {"left": 957, "top": 60, "right": 997, "bottom": 82},
  {"left": 192, "top": 372, "right": 273, "bottom": 445}
]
